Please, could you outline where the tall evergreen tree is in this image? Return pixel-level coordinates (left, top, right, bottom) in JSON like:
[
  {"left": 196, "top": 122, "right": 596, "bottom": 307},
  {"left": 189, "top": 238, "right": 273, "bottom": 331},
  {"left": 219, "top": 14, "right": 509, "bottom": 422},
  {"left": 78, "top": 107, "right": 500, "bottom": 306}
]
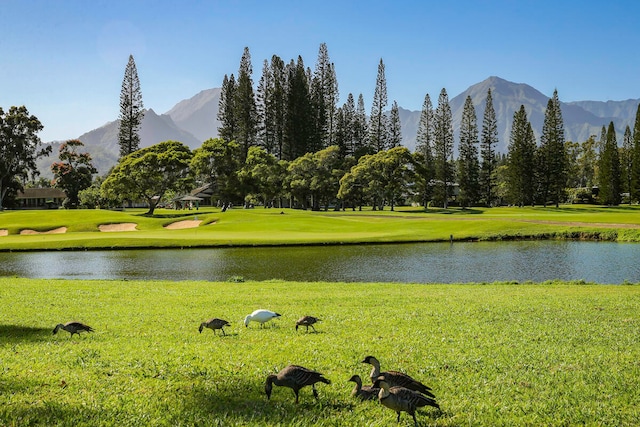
[
  {"left": 457, "top": 96, "right": 480, "bottom": 207},
  {"left": 598, "top": 121, "right": 621, "bottom": 205},
  {"left": 217, "top": 74, "right": 238, "bottom": 143},
  {"left": 414, "top": 93, "right": 435, "bottom": 209},
  {"left": 630, "top": 104, "right": 640, "bottom": 202},
  {"left": 506, "top": 105, "right": 537, "bottom": 206},
  {"left": 368, "top": 59, "right": 388, "bottom": 152},
  {"left": 283, "top": 57, "right": 312, "bottom": 160},
  {"left": 577, "top": 135, "right": 598, "bottom": 188},
  {"left": 480, "top": 88, "right": 498, "bottom": 206},
  {"left": 353, "top": 94, "right": 369, "bottom": 159},
  {"left": 537, "top": 90, "right": 567, "bottom": 207},
  {"left": 339, "top": 93, "right": 356, "bottom": 157},
  {"left": 118, "top": 54, "right": 144, "bottom": 158},
  {"left": 622, "top": 125, "right": 633, "bottom": 203},
  {"left": 310, "top": 44, "right": 339, "bottom": 151},
  {"left": 234, "top": 47, "right": 258, "bottom": 161},
  {"left": 256, "top": 55, "right": 287, "bottom": 159},
  {"left": 433, "top": 88, "right": 454, "bottom": 208},
  {"left": 388, "top": 101, "right": 402, "bottom": 148}
]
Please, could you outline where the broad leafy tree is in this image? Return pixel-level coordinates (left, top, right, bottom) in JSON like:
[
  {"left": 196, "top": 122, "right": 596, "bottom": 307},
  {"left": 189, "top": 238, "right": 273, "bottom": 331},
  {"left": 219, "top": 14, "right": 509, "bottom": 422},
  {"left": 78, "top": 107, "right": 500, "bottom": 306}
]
[
  {"left": 597, "top": 122, "right": 621, "bottom": 205},
  {"left": 101, "top": 140, "right": 193, "bottom": 215},
  {"left": 118, "top": 54, "right": 144, "bottom": 158},
  {"left": 238, "top": 146, "right": 285, "bottom": 208},
  {"left": 577, "top": 135, "right": 598, "bottom": 188},
  {"left": 506, "top": 105, "right": 537, "bottom": 206},
  {"left": 50, "top": 139, "right": 97, "bottom": 208},
  {"left": 480, "top": 88, "right": 498, "bottom": 206},
  {"left": 457, "top": 96, "right": 480, "bottom": 207},
  {"left": 191, "top": 138, "right": 242, "bottom": 207},
  {"left": 433, "top": 88, "right": 454, "bottom": 208},
  {"left": 0, "top": 105, "right": 51, "bottom": 209},
  {"left": 286, "top": 145, "right": 343, "bottom": 210},
  {"left": 368, "top": 59, "right": 388, "bottom": 152},
  {"left": 537, "top": 90, "right": 567, "bottom": 207}
]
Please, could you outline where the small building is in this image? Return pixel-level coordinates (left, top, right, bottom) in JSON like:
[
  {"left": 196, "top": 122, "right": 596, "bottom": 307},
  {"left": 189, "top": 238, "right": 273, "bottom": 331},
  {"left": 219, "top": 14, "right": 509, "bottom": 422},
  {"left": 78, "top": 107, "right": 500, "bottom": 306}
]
[
  {"left": 190, "top": 184, "right": 215, "bottom": 206},
  {"left": 16, "top": 188, "right": 66, "bottom": 209}
]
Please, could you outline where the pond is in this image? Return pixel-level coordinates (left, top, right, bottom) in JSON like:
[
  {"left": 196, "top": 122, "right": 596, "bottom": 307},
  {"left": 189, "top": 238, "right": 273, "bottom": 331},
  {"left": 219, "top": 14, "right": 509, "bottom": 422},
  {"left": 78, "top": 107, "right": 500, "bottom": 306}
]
[{"left": 1, "top": 241, "right": 639, "bottom": 284}]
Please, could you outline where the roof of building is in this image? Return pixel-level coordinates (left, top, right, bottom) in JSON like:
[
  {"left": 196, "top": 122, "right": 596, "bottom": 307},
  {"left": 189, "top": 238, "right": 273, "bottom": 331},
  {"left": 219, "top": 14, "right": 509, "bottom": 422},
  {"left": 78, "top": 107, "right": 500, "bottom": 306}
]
[{"left": 16, "top": 188, "right": 66, "bottom": 199}]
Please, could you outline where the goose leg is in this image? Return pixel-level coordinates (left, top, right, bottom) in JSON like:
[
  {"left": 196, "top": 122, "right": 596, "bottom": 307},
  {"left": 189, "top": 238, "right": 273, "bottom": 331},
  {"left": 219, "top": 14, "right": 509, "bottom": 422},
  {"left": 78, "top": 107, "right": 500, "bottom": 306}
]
[{"left": 312, "top": 384, "right": 319, "bottom": 399}]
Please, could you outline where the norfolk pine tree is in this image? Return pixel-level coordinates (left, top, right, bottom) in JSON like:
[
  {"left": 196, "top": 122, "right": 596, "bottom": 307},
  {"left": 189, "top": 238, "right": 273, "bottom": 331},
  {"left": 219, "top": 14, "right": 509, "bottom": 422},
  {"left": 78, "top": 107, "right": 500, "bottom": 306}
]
[
  {"left": 622, "top": 125, "right": 633, "bottom": 203},
  {"left": 457, "top": 95, "right": 480, "bottom": 207},
  {"left": 415, "top": 93, "right": 435, "bottom": 209},
  {"left": 218, "top": 74, "right": 238, "bottom": 143},
  {"left": 597, "top": 121, "right": 621, "bottom": 205},
  {"left": 537, "top": 90, "right": 567, "bottom": 207},
  {"left": 433, "top": 88, "right": 454, "bottom": 208},
  {"left": 368, "top": 59, "right": 388, "bottom": 153},
  {"left": 388, "top": 101, "right": 402, "bottom": 148},
  {"left": 234, "top": 47, "right": 259, "bottom": 161},
  {"left": 631, "top": 104, "right": 640, "bottom": 202},
  {"left": 480, "top": 88, "right": 498, "bottom": 206},
  {"left": 506, "top": 105, "right": 537, "bottom": 206},
  {"left": 118, "top": 54, "right": 144, "bottom": 158}
]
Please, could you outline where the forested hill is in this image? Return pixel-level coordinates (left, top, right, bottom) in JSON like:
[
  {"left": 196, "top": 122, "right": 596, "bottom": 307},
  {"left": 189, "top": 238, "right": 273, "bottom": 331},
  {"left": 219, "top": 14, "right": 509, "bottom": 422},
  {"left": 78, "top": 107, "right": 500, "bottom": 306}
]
[{"left": 39, "top": 77, "right": 639, "bottom": 177}]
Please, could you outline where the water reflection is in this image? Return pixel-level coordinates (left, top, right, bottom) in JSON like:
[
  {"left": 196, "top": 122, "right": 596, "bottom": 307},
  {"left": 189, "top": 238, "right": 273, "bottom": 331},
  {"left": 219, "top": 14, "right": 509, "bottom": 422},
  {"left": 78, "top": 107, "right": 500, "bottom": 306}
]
[{"left": 1, "top": 241, "right": 639, "bottom": 284}]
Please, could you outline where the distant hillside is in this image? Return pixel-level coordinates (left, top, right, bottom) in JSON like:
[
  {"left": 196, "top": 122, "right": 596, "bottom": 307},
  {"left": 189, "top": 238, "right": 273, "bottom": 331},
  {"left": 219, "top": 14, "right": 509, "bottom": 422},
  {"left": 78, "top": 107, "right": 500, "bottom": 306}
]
[
  {"left": 166, "top": 88, "right": 221, "bottom": 142},
  {"left": 40, "top": 76, "right": 639, "bottom": 177}
]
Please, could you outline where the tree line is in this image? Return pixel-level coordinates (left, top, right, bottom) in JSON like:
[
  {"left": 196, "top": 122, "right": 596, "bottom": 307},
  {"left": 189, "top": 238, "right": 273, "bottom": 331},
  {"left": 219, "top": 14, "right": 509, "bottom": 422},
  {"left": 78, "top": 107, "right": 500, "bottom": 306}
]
[{"left": 2, "top": 46, "right": 640, "bottom": 212}]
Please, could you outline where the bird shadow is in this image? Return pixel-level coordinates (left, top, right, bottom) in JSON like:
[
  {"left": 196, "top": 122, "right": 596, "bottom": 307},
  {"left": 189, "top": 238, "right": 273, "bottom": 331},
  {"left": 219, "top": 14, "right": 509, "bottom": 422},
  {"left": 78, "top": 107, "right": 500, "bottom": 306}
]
[
  {"left": 184, "top": 378, "right": 352, "bottom": 424},
  {"left": 0, "top": 324, "right": 52, "bottom": 344}
]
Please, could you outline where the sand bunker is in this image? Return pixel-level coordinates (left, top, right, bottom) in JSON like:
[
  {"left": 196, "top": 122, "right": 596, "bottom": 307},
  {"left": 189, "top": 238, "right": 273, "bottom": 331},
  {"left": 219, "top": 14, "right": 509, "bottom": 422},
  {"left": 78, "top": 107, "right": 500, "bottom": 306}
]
[
  {"left": 20, "top": 227, "right": 67, "bottom": 235},
  {"left": 99, "top": 223, "right": 138, "bottom": 232},
  {"left": 0, "top": 229, "right": 8, "bottom": 236},
  {"left": 164, "top": 220, "right": 203, "bottom": 230}
]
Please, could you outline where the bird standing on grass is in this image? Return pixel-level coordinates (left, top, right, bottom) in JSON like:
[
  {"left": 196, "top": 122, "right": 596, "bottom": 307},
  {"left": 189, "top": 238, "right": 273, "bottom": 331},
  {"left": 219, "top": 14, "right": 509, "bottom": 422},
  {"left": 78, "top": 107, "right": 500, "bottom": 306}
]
[
  {"left": 52, "top": 321, "right": 94, "bottom": 337},
  {"left": 362, "top": 355, "right": 435, "bottom": 397},
  {"left": 265, "top": 365, "right": 331, "bottom": 403},
  {"left": 199, "top": 318, "right": 231, "bottom": 335},
  {"left": 244, "top": 309, "right": 281, "bottom": 328},
  {"left": 295, "top": 315, "right": 320, "bottom": 332},
  {"left": 374, "top": 378, "right": 440, "bottom": 426},
  {"left": 348, "top": 374, "right": 380, "bottom": 400}
]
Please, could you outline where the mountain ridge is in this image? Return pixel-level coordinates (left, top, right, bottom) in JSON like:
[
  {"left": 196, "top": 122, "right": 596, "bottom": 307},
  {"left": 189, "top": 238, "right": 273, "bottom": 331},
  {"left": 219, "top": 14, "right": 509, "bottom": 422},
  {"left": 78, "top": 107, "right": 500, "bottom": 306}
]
[{"left": 39, "top": 76, "right": 640, "bottom": 176}]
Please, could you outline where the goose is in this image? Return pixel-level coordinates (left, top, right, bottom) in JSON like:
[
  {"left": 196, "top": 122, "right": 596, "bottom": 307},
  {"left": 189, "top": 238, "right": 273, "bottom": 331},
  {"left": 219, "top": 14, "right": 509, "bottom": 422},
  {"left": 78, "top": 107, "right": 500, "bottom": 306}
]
[
  {"left": 362, "top": 355, "right": 435, "bottom": 398},
  {"left": 52, "top": 321, "right": 94, "bottom": 337},
  {"left": 374, "top": 379, "right": 440, "bottom": 426},
  {"left": 265, "top": 364, "right": 331, "bottom": 404},
  {"left": 295, "top": 315, "right": 320, "bottom": 332},
  {"left": 244, "top": 309, "right": 281, "bottom": 328},
  {"left": 348, "top": 374, "right": 379, "bottom": 400},
  {"left": 199, "top": 318, "right": 231, "bottom": 335}
]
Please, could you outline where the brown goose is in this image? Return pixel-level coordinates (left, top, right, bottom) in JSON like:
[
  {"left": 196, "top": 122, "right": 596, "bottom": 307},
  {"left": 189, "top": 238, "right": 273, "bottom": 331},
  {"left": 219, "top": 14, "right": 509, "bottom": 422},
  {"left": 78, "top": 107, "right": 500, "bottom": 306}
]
[
  {"left": 52, "top": 321, "right": 94, "bottom": 337},
  {"left": 374, "top": 379, "right": 440, "bottom": 426},
  {"left": 362, "top": 355, "right": 435, "bottom": 398},
  {"left": 348, "top": 374, "right": 380, "bottom": 400},
  {"left": 295, "top": 315, "right": 321, "bottom": 332},
  {"left": 265, "top": 364, "right": 331, "bottom": 403},
  {"left": 199, "top": 318, "right": 231, "bottom": 335}
]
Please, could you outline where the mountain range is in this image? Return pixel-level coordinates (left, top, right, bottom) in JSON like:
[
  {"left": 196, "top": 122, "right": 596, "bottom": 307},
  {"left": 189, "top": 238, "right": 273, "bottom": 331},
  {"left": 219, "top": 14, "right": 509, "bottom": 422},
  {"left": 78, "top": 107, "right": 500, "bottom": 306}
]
[{"left": 38, "top": 76, "right": 639, "bottom": 177}]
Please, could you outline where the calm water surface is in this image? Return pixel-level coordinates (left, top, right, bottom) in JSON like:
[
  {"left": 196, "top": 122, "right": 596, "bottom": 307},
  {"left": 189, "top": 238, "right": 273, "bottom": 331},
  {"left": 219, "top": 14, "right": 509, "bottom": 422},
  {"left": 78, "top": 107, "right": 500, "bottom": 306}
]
[{"left": 1, "top": 241, "right": 638, "bottom": 284}]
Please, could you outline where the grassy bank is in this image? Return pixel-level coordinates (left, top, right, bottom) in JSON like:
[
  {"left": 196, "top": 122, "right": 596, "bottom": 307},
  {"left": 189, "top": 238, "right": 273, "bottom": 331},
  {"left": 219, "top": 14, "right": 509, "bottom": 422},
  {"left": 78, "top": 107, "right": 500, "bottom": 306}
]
[
  {"left": 2, "top": 204, "right": 640, "bottom": 251},
  {"left": 1, "top": 278, "right": 639, "bottom": 426}
]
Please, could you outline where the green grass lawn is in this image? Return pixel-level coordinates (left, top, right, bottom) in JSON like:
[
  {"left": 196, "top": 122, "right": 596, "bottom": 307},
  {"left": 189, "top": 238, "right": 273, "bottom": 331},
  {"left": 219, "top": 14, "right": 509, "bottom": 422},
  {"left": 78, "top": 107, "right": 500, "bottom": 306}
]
[
  {"left": 1, "top": 278, "right": 638, "bottom": 426},
  {"left": 2, "top": 204, "right": 640, "bottom": 251}
]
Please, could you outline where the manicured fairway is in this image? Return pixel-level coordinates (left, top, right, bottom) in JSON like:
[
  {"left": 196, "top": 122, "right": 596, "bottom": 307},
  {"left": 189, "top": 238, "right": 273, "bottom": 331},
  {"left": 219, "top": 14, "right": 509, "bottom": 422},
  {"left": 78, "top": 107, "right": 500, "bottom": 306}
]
[
  {"left": 1, "top": 278, "right": 638, "bottom": 426},
  {"left": 2, "top": 204, "right": 640, "bottom": 251}
]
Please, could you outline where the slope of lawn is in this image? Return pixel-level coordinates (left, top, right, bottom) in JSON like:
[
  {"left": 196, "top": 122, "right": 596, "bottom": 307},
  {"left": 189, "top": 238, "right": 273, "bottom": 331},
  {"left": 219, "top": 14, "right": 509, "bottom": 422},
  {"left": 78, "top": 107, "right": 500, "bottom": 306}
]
[
  {"left": 1, "top": 204, "right": 640, "bottom": 251},
  {"left": 0, "top": 278, "right": 638, "bottom": 426}
]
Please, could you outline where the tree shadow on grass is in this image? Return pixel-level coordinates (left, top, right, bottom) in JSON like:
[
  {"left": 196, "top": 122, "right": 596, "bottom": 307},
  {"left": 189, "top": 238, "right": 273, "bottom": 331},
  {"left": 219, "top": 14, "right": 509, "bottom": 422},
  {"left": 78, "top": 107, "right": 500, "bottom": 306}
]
[{"left": 0, "top": 324, "right": 51, "bottom": 344}]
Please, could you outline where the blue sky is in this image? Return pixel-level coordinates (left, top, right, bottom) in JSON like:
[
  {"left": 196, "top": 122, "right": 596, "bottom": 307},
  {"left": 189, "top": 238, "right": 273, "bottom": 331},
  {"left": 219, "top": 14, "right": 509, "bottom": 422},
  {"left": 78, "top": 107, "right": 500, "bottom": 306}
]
[{"left": 2, "top": 0, "right": 640, "bottom": 142}]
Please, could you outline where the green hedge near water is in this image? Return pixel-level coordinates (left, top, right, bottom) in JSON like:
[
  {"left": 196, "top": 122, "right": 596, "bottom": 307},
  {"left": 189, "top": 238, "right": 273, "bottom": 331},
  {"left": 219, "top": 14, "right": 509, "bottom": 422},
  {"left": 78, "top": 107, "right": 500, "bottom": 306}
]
[{"left": 1, "top": 278, "right": 639, "bottom": 426}]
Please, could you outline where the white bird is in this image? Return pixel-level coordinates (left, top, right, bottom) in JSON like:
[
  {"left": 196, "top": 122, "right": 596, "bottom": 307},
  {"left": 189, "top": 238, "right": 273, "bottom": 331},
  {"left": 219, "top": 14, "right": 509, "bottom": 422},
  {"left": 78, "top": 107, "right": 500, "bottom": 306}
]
[{"left": 244, "top": 309, "right": 281, "bottom": 328}]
